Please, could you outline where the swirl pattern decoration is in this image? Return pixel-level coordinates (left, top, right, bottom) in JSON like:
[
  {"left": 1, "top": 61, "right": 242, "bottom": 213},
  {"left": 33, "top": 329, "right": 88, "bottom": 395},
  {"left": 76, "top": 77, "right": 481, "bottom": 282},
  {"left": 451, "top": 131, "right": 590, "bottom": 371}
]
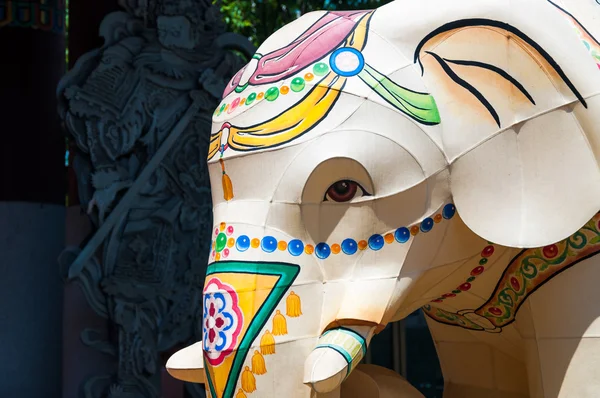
[{"left": 424, "top": 213, "right": 600, "bottom": 332}]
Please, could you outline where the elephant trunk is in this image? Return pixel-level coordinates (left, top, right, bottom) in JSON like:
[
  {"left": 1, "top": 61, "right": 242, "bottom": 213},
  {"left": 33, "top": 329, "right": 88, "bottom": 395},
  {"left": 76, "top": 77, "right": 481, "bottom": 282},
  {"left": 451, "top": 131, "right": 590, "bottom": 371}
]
[{"left": 303, "top": 325, "right": 376, "bottom": 393}]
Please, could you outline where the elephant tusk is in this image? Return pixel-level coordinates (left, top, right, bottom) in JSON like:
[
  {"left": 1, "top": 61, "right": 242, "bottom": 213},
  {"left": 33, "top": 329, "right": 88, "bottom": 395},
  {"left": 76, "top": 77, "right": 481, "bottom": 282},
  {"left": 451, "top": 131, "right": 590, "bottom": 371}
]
[
  {"left": 303, "top": 346, "right": 349, "bottom": 393},
  {"left": 303, "top": 326, "right": 375, "bottom": 393},
  {"left": 166, "top": 341, "right": 205, "bottom": 383}
]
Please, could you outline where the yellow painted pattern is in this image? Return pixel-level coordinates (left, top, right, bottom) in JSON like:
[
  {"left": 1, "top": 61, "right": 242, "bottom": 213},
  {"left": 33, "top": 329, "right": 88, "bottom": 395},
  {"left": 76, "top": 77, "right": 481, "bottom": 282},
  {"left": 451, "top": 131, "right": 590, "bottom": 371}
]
[
  {"left": 205, "top": 273, "right": 279, "bottom": 398},
  {"left": 208, "top": 11, "right": 374, "bottom": 160}
]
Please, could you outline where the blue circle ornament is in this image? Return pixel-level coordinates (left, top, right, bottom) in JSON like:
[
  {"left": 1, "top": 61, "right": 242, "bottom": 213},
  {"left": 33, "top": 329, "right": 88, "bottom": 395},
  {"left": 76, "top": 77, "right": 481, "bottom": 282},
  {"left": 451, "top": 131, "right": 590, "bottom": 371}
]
[
  {"left": 341, "top": 238, "right": 358, "bottom": 255},
  {"left": 394, "top": 227, "right": 410, "bottom": 243},
  {"left": 368, "top": 234, "right": 385, "bottom": 251},
  {"left": 261, "top": 236, "right": 278, "bottom": 253},
  {"left": 329, "top": 47, "right": 365, "bottom": 77},
  {"left": 236, "top": 235, "right": 250, "bottom": 252},
  {"left": 315, "top": 242, "right": 331, "bottom": 259},
  {"left": 288, "top": 239, "right": 304, "bottom": 256},
  {"left": 442, "top": 203, "right": 456, "bottom": 219},
  {"left": 420, "top": 217, "right": 434, "bottom": 232}
]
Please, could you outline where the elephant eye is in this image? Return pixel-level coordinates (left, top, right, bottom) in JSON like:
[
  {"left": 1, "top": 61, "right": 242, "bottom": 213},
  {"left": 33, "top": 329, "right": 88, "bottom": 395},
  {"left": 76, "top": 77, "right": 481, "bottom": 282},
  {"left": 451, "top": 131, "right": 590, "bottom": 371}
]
[{"left": 323, "top": 180, "right": 371, "bottom": 202}]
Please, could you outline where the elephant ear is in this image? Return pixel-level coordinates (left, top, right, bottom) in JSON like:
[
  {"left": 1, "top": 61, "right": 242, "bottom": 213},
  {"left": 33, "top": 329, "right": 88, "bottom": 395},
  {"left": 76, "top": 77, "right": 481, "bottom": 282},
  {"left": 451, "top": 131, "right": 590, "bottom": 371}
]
[{"left": 415, "top": 16, "right": 600, "bottom": 248}]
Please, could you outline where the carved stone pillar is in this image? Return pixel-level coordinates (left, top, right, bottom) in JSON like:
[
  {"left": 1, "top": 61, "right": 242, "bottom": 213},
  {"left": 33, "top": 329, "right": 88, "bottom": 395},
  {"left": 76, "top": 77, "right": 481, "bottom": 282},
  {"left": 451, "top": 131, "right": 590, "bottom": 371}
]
[
  {"left": 0, "top": 1, "right": 66, "bottom": 396},
  {"left": 57, "top": 1, "right": 253, "bottom": 397}
]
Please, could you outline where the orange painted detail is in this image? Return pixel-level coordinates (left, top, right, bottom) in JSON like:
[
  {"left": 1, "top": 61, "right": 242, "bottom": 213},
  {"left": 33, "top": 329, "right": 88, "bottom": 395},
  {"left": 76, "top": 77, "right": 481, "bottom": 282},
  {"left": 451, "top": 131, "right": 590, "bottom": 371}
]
[
  {"left": 384, "top": 233, "right": 394, "bottom": 244},
  {"left": 280, "top": 86, "right": 290, "bottom": 94},
  {"left": 331, "top": 244, "right": 341, "bottom": 254},
  {"left": 251, "top": 238, "right": 260, "bottom": 248},
  {"left": 358, "top": 240, "right": 368, "bottom": 250},
  {"left": 278, "top": 241, "right": 288, "bottom": 251},
  {"left": 305, "top": 244, "right": 314, "bottom": 255},
  {"left": 410, "top": 225, "right": 419, "bottom": 236}
]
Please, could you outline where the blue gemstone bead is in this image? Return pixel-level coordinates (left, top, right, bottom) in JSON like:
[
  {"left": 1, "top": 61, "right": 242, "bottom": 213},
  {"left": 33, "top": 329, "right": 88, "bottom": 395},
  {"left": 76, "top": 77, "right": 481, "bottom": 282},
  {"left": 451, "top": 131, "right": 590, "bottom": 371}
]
[
  {"left": 394, "top": 227, "right": 410, "bottom": 243},
  {"left": 443, "top": 203, "right": 456, "bottom": 219},
  {"left": 341, "top": 238, "right": 358, "bottom": 255},
  {"left": 261, "top": 236, "right": 278, "bottom": 253},
  {"left": 420, "top": 217, "right": 434, "bottom": 232},
  {"left": 368, "top": 234, "right": 384, "bottom": 251},
  {"left": 288, "top": 239, "right": 304, "bottom": 256},
  {"left": 315, "top": 243, "right": 331, "bottom": 259},
  {"left": 236, "top": 235, "right": 250, "bottom": 252}
]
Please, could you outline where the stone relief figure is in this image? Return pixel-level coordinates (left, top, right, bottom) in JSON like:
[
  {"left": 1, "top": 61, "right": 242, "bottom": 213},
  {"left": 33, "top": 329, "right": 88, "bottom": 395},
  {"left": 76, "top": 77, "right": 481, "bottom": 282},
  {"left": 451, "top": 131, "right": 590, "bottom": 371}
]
[{"left": 57, "top": 1, "right": 254, "bottom": 397}]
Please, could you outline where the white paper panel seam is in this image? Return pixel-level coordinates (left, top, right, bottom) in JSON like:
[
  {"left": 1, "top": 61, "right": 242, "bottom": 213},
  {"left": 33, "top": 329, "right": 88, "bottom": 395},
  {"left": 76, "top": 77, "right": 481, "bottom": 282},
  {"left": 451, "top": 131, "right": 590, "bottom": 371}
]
[
  {"left": 448, "top": 91, "right": 600, "bottom": 165},
  {"left": 567, "top": 106, "right": 600, "bottom": 169}
]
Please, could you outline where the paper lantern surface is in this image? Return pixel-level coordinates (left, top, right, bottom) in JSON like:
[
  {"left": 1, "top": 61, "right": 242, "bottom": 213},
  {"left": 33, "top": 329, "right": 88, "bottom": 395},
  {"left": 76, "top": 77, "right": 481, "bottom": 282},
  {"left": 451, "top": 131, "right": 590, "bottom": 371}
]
[{"left": 168, "top": 0, "right": 600, "bottom": 397}]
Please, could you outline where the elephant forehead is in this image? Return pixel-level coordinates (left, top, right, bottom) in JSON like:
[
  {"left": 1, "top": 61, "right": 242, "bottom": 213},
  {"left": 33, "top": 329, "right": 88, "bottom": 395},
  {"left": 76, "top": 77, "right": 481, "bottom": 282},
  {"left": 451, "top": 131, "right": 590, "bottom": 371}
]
[
  {"left": 208, "top": 72, "right": 440, "bottom": 165},
  {"left": 208, "top": 86, "right": 366, "bottom": 164},
  {"left": 208, "top": 8, "right": 442, "bottom": 164},
  {"left": 208, "top": 97, "right": 446, "bottom": 179}
]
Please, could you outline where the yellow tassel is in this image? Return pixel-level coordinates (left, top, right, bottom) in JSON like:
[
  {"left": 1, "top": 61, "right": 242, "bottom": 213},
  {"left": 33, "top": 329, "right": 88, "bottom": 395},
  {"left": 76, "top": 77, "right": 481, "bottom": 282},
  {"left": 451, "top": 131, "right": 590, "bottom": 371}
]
[
  {"left": 286, "top": 291, "right": 302, "bottom": 317},
  {"left": 220, "top": 158, "right": 234, "bottom": 201},
  {"left": 251, "top": 350, "right": 267, "bottom": 375},
  {"left": 272, "top": 310, "right": 288, "bottom": 336},
  {"left": 241, "top": 366, "right": 256, "bottom": 393},
  {"left": 236, "top": 389, "right": 247, "bottom": 398},
  {"left": 260, "top": 330, "right": 276, "bottom": 355}
]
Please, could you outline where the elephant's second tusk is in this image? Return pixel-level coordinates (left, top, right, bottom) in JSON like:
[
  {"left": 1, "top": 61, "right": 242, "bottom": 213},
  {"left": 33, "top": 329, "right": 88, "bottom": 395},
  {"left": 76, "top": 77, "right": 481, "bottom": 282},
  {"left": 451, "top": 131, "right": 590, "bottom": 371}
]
[
  {"left": 166, "top": 341, "right": 205, "bottom": 383},
  {"left": 303, "top": 325, "right": 374, "bottom": 393},
  {"left": 303, "top": 346, "right": 349, "bottom": 393}
]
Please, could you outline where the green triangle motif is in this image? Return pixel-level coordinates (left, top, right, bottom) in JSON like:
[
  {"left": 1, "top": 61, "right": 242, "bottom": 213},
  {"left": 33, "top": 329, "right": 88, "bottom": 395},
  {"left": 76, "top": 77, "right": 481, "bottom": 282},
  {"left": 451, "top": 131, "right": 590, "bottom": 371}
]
[{"left": 204, "top": 261, "right": 300, "bottom": 398}]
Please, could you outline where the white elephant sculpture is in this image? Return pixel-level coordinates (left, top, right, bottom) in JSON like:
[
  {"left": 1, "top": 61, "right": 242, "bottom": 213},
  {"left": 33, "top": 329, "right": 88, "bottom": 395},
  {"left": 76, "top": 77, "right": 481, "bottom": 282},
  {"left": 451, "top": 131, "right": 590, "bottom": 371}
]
[{"left": 167, "top": 0, "right": 600, "bottom": 397}]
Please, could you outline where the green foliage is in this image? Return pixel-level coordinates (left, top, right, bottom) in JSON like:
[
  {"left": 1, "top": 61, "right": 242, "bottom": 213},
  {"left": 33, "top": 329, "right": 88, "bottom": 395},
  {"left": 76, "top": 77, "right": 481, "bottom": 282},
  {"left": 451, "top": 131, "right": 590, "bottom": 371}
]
[
  {"left": 216, "top": 0, "right": 393, "bottom": 47},
  {"left": 65, "top": 0, "right": 70, "bottom": 66}
]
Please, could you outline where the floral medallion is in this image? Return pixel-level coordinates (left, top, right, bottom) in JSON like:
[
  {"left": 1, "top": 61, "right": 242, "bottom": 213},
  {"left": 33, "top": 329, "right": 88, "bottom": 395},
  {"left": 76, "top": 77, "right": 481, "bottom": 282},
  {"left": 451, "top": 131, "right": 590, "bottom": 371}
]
[{"left": 203, "top": 277, "right": 244, "bottom": 366}]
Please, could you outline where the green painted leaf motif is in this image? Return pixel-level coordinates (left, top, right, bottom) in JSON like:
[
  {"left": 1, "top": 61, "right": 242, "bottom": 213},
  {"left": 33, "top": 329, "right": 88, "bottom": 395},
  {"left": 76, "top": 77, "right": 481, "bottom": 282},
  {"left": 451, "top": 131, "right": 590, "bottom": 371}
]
[
  {"left": 590, "top": 236, "right": 600, "bottom": 245},
  {"left": 358, "top": 64, "right": 441, "bottom": 125},
  {"left": 585, "top": 219, "right": 597, "bottom": 229},
  {"left": 439, "top": 312, "right": 457, "bottom": 322}
]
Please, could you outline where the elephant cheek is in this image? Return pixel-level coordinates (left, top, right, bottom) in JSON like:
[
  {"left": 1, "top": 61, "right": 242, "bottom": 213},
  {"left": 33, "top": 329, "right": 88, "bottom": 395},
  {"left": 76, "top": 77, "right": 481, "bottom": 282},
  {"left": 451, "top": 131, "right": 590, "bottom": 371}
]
[{"left": 334, "top": 278, "right": 413, "bottom": 328}]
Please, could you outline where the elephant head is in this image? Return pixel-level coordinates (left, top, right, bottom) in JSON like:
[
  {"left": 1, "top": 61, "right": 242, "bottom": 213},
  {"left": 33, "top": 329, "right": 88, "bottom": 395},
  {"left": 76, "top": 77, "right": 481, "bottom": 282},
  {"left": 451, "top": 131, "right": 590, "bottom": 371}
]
[{"left": 167, "top": 0, "right": 600, "bottom": 397}]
